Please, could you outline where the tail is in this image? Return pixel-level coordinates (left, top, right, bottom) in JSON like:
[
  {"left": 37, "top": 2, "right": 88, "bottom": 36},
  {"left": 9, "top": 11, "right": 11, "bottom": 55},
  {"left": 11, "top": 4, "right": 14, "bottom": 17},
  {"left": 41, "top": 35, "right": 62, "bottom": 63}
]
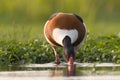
[{"left": 62, "top": 36, "right": 75, "bottom": 64}]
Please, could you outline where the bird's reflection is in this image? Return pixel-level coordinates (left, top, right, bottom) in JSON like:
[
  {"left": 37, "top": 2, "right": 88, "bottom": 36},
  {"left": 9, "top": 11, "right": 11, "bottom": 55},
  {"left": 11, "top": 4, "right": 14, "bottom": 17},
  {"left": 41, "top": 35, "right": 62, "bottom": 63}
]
[
  {"left": 52, "top": 64, "right": 76, "bottom": 76},
  {"left": 67, "top": 64, "right": 76, "bottom": 76}
]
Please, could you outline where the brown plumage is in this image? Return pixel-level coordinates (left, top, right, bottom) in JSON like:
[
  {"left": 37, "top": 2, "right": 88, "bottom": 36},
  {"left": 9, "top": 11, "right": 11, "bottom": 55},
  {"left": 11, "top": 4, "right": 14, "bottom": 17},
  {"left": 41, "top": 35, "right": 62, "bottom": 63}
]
[{"left": 44, "top": 13, "right": 86, "bottom": 65}]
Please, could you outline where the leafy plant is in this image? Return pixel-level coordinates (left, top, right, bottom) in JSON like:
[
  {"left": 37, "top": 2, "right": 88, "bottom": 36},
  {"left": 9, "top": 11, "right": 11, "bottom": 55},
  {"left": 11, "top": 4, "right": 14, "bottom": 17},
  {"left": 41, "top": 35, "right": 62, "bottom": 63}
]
[
  {"left": 0, "top": 33, "right": 120, "bottom": 65},
  {"left": 77, "top": 33, "right": 120, "bottom": 63}
]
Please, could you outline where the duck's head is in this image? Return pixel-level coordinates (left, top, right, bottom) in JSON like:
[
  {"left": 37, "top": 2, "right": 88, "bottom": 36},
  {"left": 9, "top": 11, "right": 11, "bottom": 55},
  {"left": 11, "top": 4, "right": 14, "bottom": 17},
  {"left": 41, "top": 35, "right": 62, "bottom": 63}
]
[{"left": 62, "top": 36, "right": 75, "bottom": 65}]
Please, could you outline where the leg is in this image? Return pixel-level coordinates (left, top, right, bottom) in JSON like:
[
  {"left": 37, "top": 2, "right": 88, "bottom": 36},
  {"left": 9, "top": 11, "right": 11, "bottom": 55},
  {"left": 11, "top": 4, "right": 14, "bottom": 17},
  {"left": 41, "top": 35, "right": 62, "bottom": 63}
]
[{"left": 52, "top": 46, "right": 60, "bottom": 64}]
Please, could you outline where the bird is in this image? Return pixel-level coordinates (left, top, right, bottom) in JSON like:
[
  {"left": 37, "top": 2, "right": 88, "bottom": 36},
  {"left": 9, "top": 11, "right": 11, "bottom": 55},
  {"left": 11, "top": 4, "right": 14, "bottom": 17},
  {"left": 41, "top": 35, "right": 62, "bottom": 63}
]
[{"left": 44, "top": 12, "right": 86, "bottom": 65}]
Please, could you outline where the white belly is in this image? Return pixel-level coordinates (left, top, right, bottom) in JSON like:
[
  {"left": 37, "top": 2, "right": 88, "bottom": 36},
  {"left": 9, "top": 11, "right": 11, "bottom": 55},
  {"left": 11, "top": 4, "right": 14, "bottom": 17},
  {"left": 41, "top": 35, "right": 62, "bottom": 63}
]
[{"left": 52, "top": 28, "right": 78, "bottom": 46}]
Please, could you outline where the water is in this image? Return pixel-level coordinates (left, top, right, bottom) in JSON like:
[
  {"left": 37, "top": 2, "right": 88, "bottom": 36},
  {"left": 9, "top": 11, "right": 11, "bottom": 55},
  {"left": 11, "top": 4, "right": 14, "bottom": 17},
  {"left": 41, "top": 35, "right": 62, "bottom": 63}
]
[{"left": 0, "top": 63, "right": 120, "bottom": 80}]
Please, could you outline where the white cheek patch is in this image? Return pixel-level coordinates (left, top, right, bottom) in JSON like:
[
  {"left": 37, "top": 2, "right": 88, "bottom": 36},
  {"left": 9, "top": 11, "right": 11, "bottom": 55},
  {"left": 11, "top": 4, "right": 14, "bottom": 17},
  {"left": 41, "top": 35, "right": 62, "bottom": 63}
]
[{"left": 52, "top": 28, "right": 78, "bottom": 46}]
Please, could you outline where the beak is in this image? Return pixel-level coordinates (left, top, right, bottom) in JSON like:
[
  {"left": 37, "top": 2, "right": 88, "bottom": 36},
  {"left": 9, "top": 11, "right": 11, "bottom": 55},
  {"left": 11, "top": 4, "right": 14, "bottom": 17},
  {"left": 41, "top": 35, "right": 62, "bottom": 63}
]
[{"left": 68, "top": 56, "right": 74, "bottom": 65}]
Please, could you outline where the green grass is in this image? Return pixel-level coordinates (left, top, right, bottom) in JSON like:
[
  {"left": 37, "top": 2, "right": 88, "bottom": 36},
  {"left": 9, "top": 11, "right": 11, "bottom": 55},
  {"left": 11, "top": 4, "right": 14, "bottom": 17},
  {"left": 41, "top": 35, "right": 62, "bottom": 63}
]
[
  {"left": 0, "top": 22, "right": 120, "bottom": 41},
  {"left": 0, "top": 22, "right": 120, "bottom": 65},
  {"left": 87, "top": 22, "right": 120, "bottom": 36},
  {"left": 0, "top": 23, "right": 44, "bottom": 41},
  {"left": 0, "top": 0, "right": 120, "bottom": 65},
  {"left": 0, "top": 33, "right": 120, "bottom": 65}
]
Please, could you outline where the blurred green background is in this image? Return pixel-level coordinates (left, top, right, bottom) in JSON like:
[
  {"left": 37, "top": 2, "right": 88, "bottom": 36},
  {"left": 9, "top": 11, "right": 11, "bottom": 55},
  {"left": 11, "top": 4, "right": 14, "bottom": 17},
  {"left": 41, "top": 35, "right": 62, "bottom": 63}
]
[{"left": 0, "top": 0, "right": 120, "bottom": 40}]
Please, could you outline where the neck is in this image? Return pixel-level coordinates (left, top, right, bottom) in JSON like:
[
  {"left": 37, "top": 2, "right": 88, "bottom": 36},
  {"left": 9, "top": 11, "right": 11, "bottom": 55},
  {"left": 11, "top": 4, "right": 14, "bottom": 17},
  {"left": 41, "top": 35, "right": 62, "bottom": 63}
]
[
  {"left": 63, "top": 36, "right": 72, "bottom": 48},
  {"left": 62, "top": 36, "right": 75, "bottom": 63}
]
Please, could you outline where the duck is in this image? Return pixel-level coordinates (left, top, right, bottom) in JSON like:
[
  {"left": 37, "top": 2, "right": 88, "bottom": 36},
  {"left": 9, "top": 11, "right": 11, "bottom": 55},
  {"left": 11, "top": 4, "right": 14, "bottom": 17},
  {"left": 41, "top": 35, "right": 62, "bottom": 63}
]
[{"left": 44, "top": 12, "right": 86, "bottom": 65}]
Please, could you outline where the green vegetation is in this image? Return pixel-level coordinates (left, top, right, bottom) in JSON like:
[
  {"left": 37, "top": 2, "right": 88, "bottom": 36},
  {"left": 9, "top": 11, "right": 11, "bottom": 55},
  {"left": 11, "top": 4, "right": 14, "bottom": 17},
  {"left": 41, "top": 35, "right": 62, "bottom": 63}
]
[
  {"left": 0, "top": 0, "right": 120, "bottom": 65},
  {"left": 0, "top": 0, "right": 120, "bottom": 40},
  {"left": 0, "top": 39, "right": 54, "bottom": 65},
  {"left": 0, "top": 33, "right": 120, "bottom": 65},
  {"left": 78, "top": 33, "right": 120, "bottom": 63},
  {"left": 0, "top": 24, "right": 44, "bottom": 41}
]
